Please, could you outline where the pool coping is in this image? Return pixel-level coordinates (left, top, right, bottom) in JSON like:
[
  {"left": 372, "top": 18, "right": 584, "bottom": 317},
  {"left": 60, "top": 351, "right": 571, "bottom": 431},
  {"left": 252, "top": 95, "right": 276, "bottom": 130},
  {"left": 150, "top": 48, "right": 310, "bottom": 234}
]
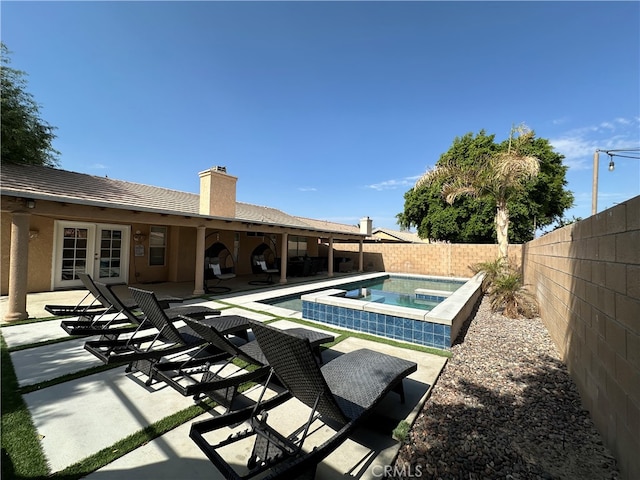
[
  {"left": 300, "top": 273, "right": 481, "bottom": 324},
  {"left": 226, "top": 272, "right": 483, "bottom": 348}
]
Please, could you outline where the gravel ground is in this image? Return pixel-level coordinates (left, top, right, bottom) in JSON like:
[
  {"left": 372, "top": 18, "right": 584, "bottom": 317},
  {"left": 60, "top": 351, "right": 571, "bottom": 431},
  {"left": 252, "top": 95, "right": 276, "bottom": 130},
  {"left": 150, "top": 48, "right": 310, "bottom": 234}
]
[{"left": 394, "top": 296, "right": 620, "bottom": 480}]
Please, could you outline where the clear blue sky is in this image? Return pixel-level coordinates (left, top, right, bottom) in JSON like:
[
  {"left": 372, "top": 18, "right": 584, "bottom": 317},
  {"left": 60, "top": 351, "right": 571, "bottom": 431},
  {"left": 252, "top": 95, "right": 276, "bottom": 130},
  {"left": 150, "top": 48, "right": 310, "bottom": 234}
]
[{"left": 3, "top": 1, "right": 639, "bottom": 231}]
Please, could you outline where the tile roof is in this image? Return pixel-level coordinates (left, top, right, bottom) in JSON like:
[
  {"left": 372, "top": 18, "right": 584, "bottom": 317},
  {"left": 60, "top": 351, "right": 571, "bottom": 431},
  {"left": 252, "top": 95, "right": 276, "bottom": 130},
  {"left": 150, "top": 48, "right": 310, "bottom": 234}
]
[
  {"left": 371, "top": 228, "right": 428, "bottom": 243},
  {"left": 293, "top": 216, "right": 362, "bottom": 235},
  {"left": 0, "top": 164, "right": 355, "bottom": 234}
]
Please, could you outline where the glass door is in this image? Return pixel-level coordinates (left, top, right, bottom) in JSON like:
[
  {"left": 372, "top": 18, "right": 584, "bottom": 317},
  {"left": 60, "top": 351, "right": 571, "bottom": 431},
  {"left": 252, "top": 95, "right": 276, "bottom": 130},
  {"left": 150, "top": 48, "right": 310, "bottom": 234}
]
[
  {"left": 53, "top": 222, "right": 130, "bottom": 289},
  {"left": 95, "top": 226, "right": 129, "bottom": 282}
]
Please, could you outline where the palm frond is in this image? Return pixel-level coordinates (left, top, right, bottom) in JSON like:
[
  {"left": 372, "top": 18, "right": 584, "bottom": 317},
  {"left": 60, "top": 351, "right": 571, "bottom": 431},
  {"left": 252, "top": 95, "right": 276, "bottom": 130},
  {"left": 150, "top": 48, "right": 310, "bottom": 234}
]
[
  {"left": 493, "top": 153, "right": 539, "bottom": 180},
  {"left": 442, "top": 184, "right": 479, "bottom": 204}
]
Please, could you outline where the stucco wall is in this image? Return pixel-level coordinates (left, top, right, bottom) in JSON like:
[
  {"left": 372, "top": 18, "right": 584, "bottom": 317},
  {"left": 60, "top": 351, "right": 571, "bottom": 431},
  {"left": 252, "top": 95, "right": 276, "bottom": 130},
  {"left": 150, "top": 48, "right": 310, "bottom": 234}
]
[
  {"left": 1, "top": 214, "right": 54, "bottom": 294},
  {"left": 522, "top": 195, "right": 640, "bottom": 479},
  {"left": 331, "top": 242, "right": 522, "bottom": 278}
]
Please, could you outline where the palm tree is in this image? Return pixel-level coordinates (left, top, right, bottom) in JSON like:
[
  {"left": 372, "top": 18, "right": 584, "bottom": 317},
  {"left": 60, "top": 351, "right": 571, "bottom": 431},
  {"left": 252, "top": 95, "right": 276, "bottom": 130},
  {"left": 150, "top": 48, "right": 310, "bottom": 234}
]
[{"left": 416, "top": 124, "right": 540, "bottom": 260}]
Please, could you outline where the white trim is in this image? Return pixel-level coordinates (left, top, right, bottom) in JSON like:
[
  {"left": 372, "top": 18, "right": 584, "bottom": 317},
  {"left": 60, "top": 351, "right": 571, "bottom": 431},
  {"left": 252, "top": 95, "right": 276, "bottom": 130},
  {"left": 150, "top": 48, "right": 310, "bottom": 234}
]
[{"left": 52, "top": 221, "right": 130, "bottom": 289}]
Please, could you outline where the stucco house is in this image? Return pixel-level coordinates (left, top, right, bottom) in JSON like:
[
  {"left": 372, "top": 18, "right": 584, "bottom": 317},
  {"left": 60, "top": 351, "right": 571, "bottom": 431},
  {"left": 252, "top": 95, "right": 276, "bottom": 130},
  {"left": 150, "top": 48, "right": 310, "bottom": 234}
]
[{"left": 1, "top": 164, "right": 371, "bottom": 321}]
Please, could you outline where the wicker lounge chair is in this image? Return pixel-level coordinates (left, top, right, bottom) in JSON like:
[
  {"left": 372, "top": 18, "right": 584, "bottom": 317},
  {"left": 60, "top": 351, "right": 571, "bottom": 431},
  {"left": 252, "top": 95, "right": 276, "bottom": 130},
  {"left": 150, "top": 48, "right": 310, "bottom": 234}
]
[
  {"left": 46, "top": 272, "right": 184, "bottom": 317},
  {"left": 189, "top": 321, "right": 417, "bottom": 480},
  {"left": 150, "top": 316, "right": 334, "bottom": 410},
  {"left": 204, "top": 258, "right": 236, "bottom": 293},
  {"left": 61, "top": 281, "right": 221, "bottom": 337},
  {"left": 84, "top": 287, "right": 249, "bottom": 381},
  {"left": 45, "top": 272, "right": 119, "bottom": 317}
]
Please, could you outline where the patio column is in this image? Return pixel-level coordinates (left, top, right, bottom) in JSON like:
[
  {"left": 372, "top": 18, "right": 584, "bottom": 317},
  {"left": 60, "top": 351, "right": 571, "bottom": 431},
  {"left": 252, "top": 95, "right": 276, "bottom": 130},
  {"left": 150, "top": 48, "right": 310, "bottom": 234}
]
[
  {"left": 358, "top": 238, "right": 364, "bottom": 272},
  {"left": 328, "top": 236, "right": 334, "bottom": 277},
  {"left": 4, "top": 211, "right": 30, "bottom": 321},
  {"left": 193, "top": 225, "right": 206, "bottom": 295},
  {"left": 279, "top": 233, "right": 288, "bottom": 284}
]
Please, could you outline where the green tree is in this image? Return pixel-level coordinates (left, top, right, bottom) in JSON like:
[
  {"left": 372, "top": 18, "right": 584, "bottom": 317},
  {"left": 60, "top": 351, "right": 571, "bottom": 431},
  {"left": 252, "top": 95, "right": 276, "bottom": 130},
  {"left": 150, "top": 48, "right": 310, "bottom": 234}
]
[
  {"left": 398, "top": 130, "right": 499, "bottom": 242},
  {"left": 398, "top": 125, "right": 573, "bottom": 258},
  {"left": 1, "top": 43, "right": 59, "bottom": 166}
]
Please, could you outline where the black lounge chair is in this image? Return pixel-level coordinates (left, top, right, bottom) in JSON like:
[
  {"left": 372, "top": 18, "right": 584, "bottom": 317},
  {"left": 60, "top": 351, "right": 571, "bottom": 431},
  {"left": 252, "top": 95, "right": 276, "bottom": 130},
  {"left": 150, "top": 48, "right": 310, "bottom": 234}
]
[
  {"left": 45, "top": 272, "right": 120, "bottom": 317},
  {"left": 84, "top": 287, "right": 249, "bottom": 381},
  {"left": 189, "top": 321, "right": 417, "bottom": 480},
  {"left": 61, "top": 281, "right": 221, "bottom": 337},
  {"left": 150, "top": 316, "right": 334, "bottom": 410},
  {"left": 204, "top": 258, "right": 236, "bottom": 293},
  {"left": 49, "top": 272, "right": 181, "bottom": 321}
]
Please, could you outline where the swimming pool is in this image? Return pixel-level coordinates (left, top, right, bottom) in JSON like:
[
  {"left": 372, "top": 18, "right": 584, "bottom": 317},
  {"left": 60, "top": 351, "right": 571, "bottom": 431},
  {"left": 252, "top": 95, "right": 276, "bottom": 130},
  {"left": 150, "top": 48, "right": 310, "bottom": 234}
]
[
  {"left": 265, "top": 275, "right": 464, "bottom": 312},
  {"left": 261, "top": 273, "right": 482, "bottom": 350}
]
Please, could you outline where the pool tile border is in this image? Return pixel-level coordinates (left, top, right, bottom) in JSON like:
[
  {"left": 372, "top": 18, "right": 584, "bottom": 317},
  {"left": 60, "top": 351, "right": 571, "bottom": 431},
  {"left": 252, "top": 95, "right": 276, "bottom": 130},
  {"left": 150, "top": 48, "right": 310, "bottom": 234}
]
[{"left": 301, "top": 273, "right": 483, "bottom": 350}]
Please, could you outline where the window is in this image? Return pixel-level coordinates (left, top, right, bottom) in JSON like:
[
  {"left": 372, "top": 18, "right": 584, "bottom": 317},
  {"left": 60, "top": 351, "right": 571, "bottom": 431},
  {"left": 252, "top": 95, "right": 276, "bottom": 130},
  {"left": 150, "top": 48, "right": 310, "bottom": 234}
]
[
  {"left": 149, "top": 226, "right": 167, "bottom": 266},
  {"left": 288, "top": 236, "right": 308, "bottom": 258},
  {"left": 98, "top": 229, "right": 122, "bottom": 278},
  {"left": 61, "top": 227, "right": 88, "bottom": 280}
]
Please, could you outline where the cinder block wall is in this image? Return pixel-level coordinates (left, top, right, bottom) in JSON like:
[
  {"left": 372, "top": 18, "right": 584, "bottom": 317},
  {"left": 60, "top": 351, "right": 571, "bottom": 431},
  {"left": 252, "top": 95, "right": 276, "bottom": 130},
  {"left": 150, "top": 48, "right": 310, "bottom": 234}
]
[
  {"left": 331, "top": 242, "right": 522, "bottom": 278},
  {"left": 522, "top": 195, "right": 640, "bottom": 479}
]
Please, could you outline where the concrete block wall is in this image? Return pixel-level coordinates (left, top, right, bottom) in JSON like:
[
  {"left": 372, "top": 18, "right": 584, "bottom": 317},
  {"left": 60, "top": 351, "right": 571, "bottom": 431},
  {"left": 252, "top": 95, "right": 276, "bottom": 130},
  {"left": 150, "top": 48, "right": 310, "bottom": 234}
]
[
  {"left": 332, "top": 242, "right": 522, "bottom": 278},
  {"left": 522, "top": 195, "right": 640, "bottom": 479}
]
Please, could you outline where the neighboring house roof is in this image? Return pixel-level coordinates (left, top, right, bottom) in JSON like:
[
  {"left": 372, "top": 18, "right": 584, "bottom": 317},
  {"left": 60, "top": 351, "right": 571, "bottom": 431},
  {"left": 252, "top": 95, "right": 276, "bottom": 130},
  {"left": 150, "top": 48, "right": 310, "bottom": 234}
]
[
  {"left": 294, "top": 216, "right": 362, "bottom": 236},
  {"left": 0, "top": 164, "right": 358, "bottom": 235},
  {"left": 371, "top": 228, "right": 428, "bottom": 243}
]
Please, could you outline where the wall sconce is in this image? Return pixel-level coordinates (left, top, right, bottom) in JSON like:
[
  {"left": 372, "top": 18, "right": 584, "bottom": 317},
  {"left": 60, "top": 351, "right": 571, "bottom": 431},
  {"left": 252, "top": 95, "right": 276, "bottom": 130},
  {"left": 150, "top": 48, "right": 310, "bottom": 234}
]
[
  {"left": 133, "top": 230, "right": 147, "bottom": 242},
  {"left": 25, "top": 199, "right": 36, "bottom": 209},
  {"left": 29, "top": 229, "right": 39, "bottom": 239}
]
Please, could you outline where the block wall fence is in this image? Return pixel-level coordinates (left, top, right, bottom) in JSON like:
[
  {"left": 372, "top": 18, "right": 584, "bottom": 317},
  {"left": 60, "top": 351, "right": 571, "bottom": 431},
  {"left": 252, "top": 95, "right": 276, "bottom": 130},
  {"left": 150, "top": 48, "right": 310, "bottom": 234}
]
[
  {"left": 329, "top": 242, "right": 522, "bottom": 278},
  {"left": 522, "top": 195, "right": 639, "bottom": 480},
  {"left": 333, "top": 198, "right": 639, "bottom": 478}
]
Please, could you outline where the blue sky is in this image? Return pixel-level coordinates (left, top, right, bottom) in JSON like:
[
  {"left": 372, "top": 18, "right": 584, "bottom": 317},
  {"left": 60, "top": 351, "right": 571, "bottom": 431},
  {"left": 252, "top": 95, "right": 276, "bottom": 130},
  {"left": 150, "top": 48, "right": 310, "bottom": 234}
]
[{"left": 3, "top": 1, "right": 639, "bottom": 231}]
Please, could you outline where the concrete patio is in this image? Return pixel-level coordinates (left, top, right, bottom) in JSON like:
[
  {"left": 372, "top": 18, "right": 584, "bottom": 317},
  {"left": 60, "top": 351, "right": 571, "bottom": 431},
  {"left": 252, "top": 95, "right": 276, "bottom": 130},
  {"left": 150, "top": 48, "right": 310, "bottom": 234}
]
[{"left": 1, "top": 275, "right": 448, "bottom": 479}]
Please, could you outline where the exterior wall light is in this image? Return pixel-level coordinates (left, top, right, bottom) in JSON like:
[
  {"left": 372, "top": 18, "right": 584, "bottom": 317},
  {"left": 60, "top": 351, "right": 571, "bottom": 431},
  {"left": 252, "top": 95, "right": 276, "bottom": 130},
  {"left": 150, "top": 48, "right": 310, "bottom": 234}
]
[{"left": 133, "top": 230, "right": 147, "bottom": 242}]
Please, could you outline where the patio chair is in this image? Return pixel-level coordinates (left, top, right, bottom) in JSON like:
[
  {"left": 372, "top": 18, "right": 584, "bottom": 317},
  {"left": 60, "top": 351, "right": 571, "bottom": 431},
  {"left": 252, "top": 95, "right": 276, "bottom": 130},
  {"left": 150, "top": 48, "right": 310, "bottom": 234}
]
[
  {"left": 150, "top": 316, "right": 334, "bottom": 410},
  {"left": 249, "top": 256, "right": 279, "bottom": 285},
  {"left": 189, "top": 321, "right": 417, "bottom": 480},
  {"left": 61, "top": 281, "right": 221, "bottom": 337},
  {"left": 45, "top": 272, "right": 120, "bottom": 317},
  {"left": 84, "top": 287, "right": 250, "bottom": 381},
  {"left": 49, "top": 271, "right": 182, "bottom": 322},
  {"left": 204, "top": 258, "right": 236, "bottom": 293}
]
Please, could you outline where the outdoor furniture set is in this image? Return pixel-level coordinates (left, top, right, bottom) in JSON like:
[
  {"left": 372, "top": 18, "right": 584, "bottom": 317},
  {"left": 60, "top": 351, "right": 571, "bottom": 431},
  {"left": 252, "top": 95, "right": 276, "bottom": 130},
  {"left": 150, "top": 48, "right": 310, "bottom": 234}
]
[{"left": 47, "top": 274, "right": 418, "bottom": 479}]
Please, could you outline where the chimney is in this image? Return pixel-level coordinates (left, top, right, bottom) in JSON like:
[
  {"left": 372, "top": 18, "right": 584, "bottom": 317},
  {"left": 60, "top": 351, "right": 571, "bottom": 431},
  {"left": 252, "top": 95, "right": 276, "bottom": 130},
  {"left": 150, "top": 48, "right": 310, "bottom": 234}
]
[
  {"left": 199, "top": 166, "right": 237, "bottom": 218},
  {"left": 360, "top": 216, "right": 372, "bottom": 236}
]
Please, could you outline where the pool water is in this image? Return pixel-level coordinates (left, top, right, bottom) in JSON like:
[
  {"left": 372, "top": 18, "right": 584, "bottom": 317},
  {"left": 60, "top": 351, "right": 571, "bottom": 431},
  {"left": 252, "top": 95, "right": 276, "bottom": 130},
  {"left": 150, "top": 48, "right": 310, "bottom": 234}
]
[{"left": 267, "top": 275, "right": 464, "bottom": 312}]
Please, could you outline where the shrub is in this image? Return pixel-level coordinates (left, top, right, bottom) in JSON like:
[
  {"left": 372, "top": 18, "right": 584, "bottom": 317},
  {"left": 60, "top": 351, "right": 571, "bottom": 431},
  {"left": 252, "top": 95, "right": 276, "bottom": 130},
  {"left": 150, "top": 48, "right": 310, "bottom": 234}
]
[
  {"left": 472, "top": 258, "right": 538, "bottom": 319},
  {"left": 393, "top": 420, "right": 411, "bottom": 443},
  {"left": 471, "top": 257, "right": 506, "bottom": 294}
]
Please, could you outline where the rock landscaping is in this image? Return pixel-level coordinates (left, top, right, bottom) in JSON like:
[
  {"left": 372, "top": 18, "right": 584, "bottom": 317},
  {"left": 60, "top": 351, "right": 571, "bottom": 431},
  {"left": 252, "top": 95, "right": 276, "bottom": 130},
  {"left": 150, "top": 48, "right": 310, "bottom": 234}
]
[{"left": 394, "top": 296, "right": 619, "bottom": 480}]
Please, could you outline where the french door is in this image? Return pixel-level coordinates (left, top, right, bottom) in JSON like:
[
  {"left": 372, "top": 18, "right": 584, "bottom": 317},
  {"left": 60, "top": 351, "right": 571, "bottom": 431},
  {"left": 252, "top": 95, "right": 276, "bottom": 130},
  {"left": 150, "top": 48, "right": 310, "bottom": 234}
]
[{"left": 53, "top": 221, "right": 130, "bottom": 289}]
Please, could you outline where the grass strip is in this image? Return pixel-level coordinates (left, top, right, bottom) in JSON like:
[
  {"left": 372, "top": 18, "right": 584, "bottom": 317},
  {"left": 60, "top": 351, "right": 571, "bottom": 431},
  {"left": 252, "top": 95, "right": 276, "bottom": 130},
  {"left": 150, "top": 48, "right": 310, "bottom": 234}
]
[
  {"left": 0, "top": 316, "right": 61, "bottom": 327},
  {"left": 36, "top": 368, "right": 274, "bottom": 479},
  {"left": 49, "top": 401, "right": 215, "bottom": 480},
  {"left": 8, "top": 335, "right": 92, "bottom": 352},
  {"left": 1, "top": 334, "right": 49, "bottom": 479},
  {"left": 18, "top": 363, "right": 122, "bottom": 395}
]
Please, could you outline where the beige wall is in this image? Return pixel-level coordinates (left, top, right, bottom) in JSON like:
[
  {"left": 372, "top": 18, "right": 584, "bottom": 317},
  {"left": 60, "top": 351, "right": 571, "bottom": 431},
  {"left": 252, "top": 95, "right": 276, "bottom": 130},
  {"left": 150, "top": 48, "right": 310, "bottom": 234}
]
[
  {"left": 522, "top": 195, "right": 640, "bottom": 480},
  {"left": 0, "top": 208, "right": 317, "bottom": 294},
  {"left": 1, "top": 214, "right": 55, "bottom": 294},
  {"left": 332, "top": 242, "right": 522, "bottom": 277}
]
